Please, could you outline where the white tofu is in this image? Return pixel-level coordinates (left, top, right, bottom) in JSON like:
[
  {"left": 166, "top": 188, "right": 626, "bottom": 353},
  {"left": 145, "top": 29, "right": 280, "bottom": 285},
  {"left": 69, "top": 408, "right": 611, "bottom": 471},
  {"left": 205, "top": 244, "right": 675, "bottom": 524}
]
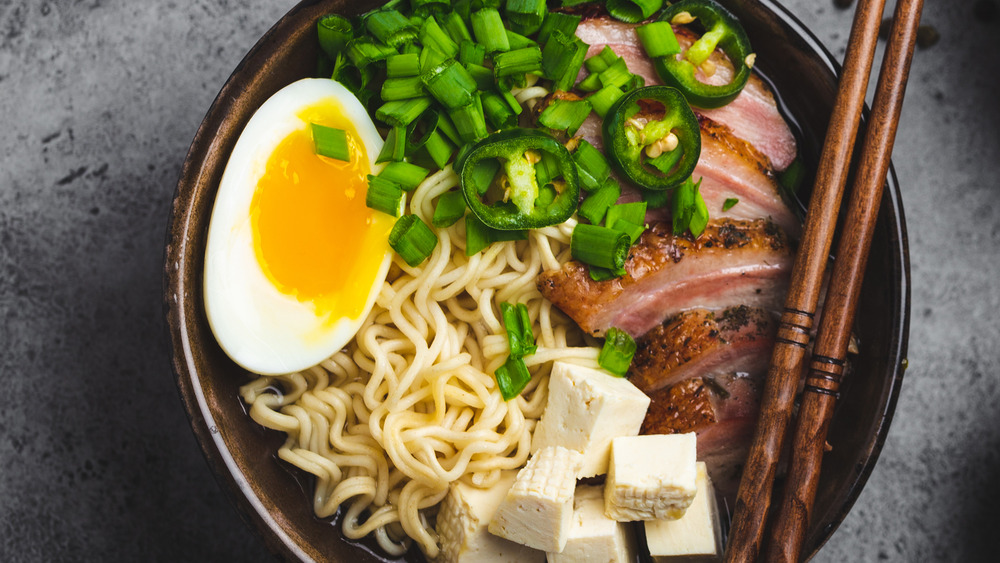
[
  {"left": 488, "top": 446, "right": 584, "bottom": 553},
  {"left": 604, "top": 433, "right": 698, "bottom": 521},
  {"left": 546, "top": 484, "right": 636, "bottom": 563},
  {"left": 434, "top": 471, "right": 545, "bottom": 563},
  {"left": 531, "top": 361, "right": 651, "bottom": 478},
  {"left": 644, "top": 462, "right": 722, "bottom": 562}
]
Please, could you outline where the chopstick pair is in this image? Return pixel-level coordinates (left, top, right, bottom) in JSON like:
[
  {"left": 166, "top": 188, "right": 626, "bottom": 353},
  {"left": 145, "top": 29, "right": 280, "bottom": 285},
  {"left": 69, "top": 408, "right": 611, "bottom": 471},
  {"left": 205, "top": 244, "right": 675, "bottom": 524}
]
[{"left": 723, "top": 0, "right": 924, "bottom": 561}]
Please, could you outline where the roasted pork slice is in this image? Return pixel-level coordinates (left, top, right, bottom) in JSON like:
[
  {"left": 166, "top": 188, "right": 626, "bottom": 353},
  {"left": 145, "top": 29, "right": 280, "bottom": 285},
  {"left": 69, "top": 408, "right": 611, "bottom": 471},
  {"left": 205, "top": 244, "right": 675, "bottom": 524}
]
[
  {"left": 628, "top": 306, "right": 776, "bottom": 394},
  {"left": 574, "top": 15, "right": 798, "bottom": 171},
  {"left": 536, "top": 219, "right": 793, "bottom": 338},
  {"left": 640, "top": 374, "right": 762, "bottom": 498}
]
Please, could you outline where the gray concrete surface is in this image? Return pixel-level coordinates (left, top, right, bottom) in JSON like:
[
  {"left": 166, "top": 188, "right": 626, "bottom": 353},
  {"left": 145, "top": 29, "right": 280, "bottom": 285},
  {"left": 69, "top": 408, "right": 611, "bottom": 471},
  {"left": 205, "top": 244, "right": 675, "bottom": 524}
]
[{"left": 0, "top": 0, "right": 997, "bottom": 561}]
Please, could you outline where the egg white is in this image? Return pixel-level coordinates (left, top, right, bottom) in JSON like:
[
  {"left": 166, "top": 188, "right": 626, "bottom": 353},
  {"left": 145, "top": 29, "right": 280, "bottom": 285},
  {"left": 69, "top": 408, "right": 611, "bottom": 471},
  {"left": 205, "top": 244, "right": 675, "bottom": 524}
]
[{"left": 203, "top": 78, "right": 388, "bottom": 375}]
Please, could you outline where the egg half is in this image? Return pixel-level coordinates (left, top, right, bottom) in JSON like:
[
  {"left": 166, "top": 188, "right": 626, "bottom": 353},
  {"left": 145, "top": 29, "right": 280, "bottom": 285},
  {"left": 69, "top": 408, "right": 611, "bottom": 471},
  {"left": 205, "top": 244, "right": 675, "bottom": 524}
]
[{"left": 204, "top": 78, "right": 392, "bottom": 375}]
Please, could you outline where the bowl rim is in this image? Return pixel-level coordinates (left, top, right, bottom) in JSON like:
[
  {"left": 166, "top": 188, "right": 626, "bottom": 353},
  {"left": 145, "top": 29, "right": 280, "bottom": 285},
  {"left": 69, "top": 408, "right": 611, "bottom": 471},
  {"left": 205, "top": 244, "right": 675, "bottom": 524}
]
[{"left": 162, "top": 1, "right": 911, "bottom": 561}]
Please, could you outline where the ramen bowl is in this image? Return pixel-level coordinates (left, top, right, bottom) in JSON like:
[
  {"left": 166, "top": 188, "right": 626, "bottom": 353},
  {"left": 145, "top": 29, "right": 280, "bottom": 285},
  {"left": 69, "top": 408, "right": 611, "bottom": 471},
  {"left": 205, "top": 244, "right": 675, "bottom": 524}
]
[{"left": 164, "top": 1, "right": 910, "bottom": 560}]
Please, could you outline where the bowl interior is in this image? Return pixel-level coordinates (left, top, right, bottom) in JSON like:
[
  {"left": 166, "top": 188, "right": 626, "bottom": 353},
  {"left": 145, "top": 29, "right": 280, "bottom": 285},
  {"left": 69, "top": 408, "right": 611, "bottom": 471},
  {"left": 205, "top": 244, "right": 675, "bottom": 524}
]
[{"left": 164, "top": 1, "right": 909, "bottom": 561}]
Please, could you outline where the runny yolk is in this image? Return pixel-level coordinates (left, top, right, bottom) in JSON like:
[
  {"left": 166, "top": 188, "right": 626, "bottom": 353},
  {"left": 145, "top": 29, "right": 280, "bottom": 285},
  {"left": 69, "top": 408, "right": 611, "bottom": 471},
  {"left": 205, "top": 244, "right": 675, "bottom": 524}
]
[{"left": 250, "top": 100, "right": 393, "bottom": 323}]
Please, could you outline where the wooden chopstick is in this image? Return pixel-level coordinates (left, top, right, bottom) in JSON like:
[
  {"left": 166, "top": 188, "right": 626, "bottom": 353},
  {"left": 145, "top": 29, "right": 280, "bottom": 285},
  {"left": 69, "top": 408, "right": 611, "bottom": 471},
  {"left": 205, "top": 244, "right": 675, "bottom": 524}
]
[
  {"left": 764, "top": 0, "right": 924, "bottom": 560},
  {"left": 722, "top": 0, "right": 889, "bottom": 560}
]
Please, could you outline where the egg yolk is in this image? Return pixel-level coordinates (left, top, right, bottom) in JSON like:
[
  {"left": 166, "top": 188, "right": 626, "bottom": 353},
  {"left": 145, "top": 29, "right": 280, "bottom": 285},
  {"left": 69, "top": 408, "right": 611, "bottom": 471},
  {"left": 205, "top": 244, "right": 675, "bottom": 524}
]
[{"left": 250, "top": 100, "right": 393, "bottom": 323}]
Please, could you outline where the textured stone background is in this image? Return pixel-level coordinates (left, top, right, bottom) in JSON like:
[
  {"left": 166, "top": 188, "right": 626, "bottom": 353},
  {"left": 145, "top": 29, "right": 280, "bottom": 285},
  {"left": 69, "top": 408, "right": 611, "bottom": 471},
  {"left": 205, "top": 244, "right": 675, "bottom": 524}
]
[{"left": 1, "top": 0, "right": 997, "bottom": 561}]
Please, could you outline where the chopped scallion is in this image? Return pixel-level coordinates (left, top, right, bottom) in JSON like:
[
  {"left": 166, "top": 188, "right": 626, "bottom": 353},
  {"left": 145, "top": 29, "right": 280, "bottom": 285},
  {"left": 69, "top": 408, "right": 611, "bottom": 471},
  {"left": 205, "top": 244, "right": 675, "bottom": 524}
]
[
  {"left": 607, "top": 0, "right": 665, "bottom": 24},
  {"left": 606, "top": 201, "right": 647, "bottom": 233},
  {"left": 505, "top": 0, "right": 547, "bottom": 35},
  {"left": 493, "top": 46, "right": 543, "bottom": 78},
  {"left": 505, "top": 29, "right": 539, "bottom": 50},
  {"left": 420, "top": 16, "right": 459, "bottom": 58},
  {"left": 365, "top": 9, "right": 418, "bottom": 47},
  {"left": 378, "top": 161, "right": 430, "bottom": 191},
  {"left": 389, "top": 214, "right": 438, "bottom": 267},
  {"left": 501, "top": 302, "right": 537, "bottom": 358},
  {"left": 422, "top": 60, "right": 477, "bottom": 110},
  {"left": 540, "top": 30, "right": 588, "bottom": 92},
  {"left": 423, "top": 130, "right": 455, "bottom": 169},
  {"left": 419, "top": 45, "right": 450, "bottom": 73},
  {"left": 317, "top": 14, "right": 353, "bottom": 59},
  {"left": 538, "top": 97, "right": 592, "bottom": 135},
  {"left": 641, "top": 186, "right": 671, "bottom": 208},
  {"left": 449, "top": 98, "right": 488, "bottom": 143},
  {"left": 599, "top": 57, "right": 635, "bottom": 90},
  {"left": 671, "top": 177, "right": 709, "bottom": 237},
  {"left": 636, "top": 20, "right": 681, "bottom": 58},
  {"left": 366, "top": 175, "right": 404, "bottom": 217},
  {"left": 599, "top": 327, "right": 637, "bottom": 376},
  {"left": 571, "top": 223, "right": 631, "bottom": 272},
  {"left": 723, "top": 197, "right": 739, "bottom": 211},
  {"left": 494, "top": 355, "right": 531, "bottom": 400},
  {"left": 386, "top": 53, "right": 420, "bottom": 77},
  {"left": 537, "top": 11, "right": 581, "bottom": 44},
  {"left": 376, "top": 126, "right": 407, "bottom": 163},
  {"left": 310, "top": 123, "right": 351, "bottom": 162},
  {"left": 376, "top": 97, "right": 433, "bottom": 127},
  {"left": 589, "top": 84, "right": 625, "bottom": 118},
  {"left": 381, "top": 76, "right": 426, "bottom": 101},
  {"left": 470, "top": 8, "right": 510, "bottom": 53},
  {"left": 585, "top": 46, "right": 620, "bottom": 74},
  {"left": 573, "top": 140, "right": 611, "bottom": 192},
  {"left": 468, "top": 157, "right": 501, "bottom": 196},
  {"left": 346, "top": 37, "right": 398, "bottom": 69},
  {"left": 465, "top": 62, "right": 495, "bottom": 91},
  {"left": 433, "top": 190, "right": 467, "bottom": 228},
  {"left": 442, "top": 11, "right": 473, "bottom": 43},
  {"left": 578, "top": 180, "right": 621, "bottom": 224},
  {"left": 482, "top": 91, "right": 518, "bottom": 130},
  {"left": 458, "top": 40, "right": 487, "bottom": 66}
]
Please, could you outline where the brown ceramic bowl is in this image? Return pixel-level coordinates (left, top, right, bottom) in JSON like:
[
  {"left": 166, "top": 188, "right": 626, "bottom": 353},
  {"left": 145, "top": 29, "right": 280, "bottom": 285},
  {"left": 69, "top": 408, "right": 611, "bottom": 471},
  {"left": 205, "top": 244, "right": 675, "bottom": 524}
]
[{"left": 164, "top": 1, "right": 910, "bottom": 561}]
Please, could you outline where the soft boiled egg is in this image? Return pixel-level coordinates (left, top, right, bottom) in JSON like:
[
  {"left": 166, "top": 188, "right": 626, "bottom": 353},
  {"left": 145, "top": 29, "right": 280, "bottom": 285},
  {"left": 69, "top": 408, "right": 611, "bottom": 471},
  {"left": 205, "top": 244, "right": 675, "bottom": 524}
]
[{"left": 204, "top": 78, "right": 393, "bottom": 375}]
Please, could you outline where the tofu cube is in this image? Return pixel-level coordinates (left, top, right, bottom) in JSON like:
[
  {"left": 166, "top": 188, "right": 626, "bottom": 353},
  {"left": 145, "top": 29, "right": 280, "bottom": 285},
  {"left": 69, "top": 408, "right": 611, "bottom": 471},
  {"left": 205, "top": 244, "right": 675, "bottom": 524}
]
[
  {"left": 644, "top": 462, "right": 723, "bottom": 562},
  {"left": 604, "top": 433, "right": 698, "bottom": 521},
  {"left": 546, "top": 484, "right": 636, "bottom": 563},
  {"left": 532, "top": 361, "right": 651, "bottom": 478},
  {"left": 435, "top": 471, "right": 545, "bottom": 563},
  {"left": 489, "top": 446, "right": 584, "bottom": 552}
]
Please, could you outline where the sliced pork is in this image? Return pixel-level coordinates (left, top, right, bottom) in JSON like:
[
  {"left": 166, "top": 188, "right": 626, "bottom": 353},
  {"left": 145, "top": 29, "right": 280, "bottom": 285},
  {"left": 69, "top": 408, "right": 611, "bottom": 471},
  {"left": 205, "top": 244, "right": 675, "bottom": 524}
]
[
  {"left": 574, "top": 15, "right": 798, "bottom": 171},
  {"left": 628, "top": 306, "right": 776, "bottom": 394},
  {"left": 536, "top": 219, "right": 793, "bottom": 338}
]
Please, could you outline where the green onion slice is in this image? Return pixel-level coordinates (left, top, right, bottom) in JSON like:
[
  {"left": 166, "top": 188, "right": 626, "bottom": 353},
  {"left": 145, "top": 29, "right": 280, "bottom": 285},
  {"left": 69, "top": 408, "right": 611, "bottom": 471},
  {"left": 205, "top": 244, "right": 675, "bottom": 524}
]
[
  {"left": 433, "top": 191, "right": 467, "bottom": 228},
  {"left": 365, "top": 9, "right": 417, "bottom": 48},
  {"left": 606, "top": 0, "right": 665, "bottom": 24},
  {"left": 318, "top": 14, "right": 353, "bottom": 59},
  {"left": 311, "top": 123, "right": 351, "bottom": 162},
  {"left": 571, "top": 223, "right": 631, "bottom": 272},
  {"left": 573, "top": 140, "right": 611, "bottom": 192},
  {"left": 722, "top": 197, "right": 739, "bottom": 211},
  {"left": 578, "top": 179, "right": 621, "bottom": 225},
  {"left": 378, "top": 161, "right": 430, "bottom": 191},
  {"left": 501, "top": 302, "right": 537, "bottom": 358},
  {"left": 538, "top": 98, "right": 592, "bottom": 136},
  {"left": 389, "top": 214, "right": 438, "bottom": 267},
  {"left": 636, "top": 20, "right": 681, "bottom": 58},
  {"left": 599, "top": 327, "right": 637, "bottom": 376},
  {"left": 470, "top": 8, "right": 510, "bottom": 53},
  {"left": 366, "top": 175, "right": 404, "bottom": 217},
  {"left": 386, "top": 53, "right": 420, "bottom": 77},
  {"left": 494, "top": 355, "right": 531, "bottom": 400}
]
